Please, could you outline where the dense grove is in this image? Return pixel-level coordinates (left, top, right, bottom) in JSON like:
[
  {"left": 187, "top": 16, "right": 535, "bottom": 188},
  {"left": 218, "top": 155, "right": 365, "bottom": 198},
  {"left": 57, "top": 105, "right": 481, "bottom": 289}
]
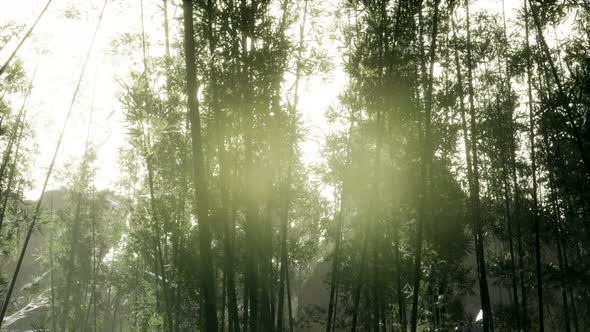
[{"left": 1, "top": 0, "right": 590, "bottom": 331}]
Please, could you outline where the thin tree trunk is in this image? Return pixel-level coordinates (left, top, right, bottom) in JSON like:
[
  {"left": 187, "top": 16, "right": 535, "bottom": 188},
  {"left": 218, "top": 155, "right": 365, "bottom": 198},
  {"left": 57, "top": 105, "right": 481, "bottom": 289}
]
[
  {"left": 390, "top": 48, "right": 407, "bottom": 332},
  {"left": 350, "top": 227, "right": 370, "bottom": 332},
  {"left": 502, "top": 173, "right": 521, "bottom": 326},
  {"left": 216, "top": 85, "right": 241, "bottom": 330},
  {"left": 221, "top": 269, "right": 227, "bottom": 332},
  {"left": 410, "top": 1, "right": 440, "bottom": 331},
  {"left": 279, "top": 3, "right": 307, "bottom": 330},
  {"left": 0, "top": 95, "right": 28, "bottom": 232},
  {"left": 243, "top": 280, "right": 249, "bottom": 332},
  {"left": 49, "top": 199, "right": 57, "bottom": 332},
  {"left": 0, "top": 0, "right": 52, "bottom": 76},
  {"left": 0, "top": 85, "right": 30, "bottom": 189},
  {"left": 139, "top": 1, "right": 174, "bottom": 328},
  {"left": 61, "top": 193, "right": 83, "bottom": 330},
  {"left": 286, "top": 260, "right": 294, "bottom": 332},
  {"left": 395, "top": 223, "right": 406, "bottom": 332},
  {"left": 162, "top": 0, "right": 172, "bottom": 93},
  {"left": 350, "top": 224, "right": 369, "bottom": 332},
  {"left": 277, "top": 177, "right": 291, "bottom": 332},
  {"left": 369, "top": 4, "right": 388, "bottom": 329},
  {"left": 141, "top": 0, "right": 163, "bottom": 321},
  {"left": 508, "top": 76, "right": 529, "bottom": 332},
  {"left": 206, "top": 0, "right": 240, "bottom": 329},
  {"left": 499, "top": 2, "right": 522, "bottom": 327},
  {"left": 237, "top": 0, "right": 259, "bottom": 328},
  {"left": 544, "top": 123, "right": 572, "bottom": 332},
  {"left": 146, "top": 151, "right": 174, "bottom": 332},
  {"left": 465, "top": 1, "right": 494, "bottom": 330},
  {"left": 92, "top": 196, "right": 98, "bottom": 332},
  {"left": 331, "top": 271, "right": 340, "bottom": 331},
  {"left": 556, "top": 218, "right": 571, "bottom": 332},
  {"left": 524, "top": 2, "right": 544, "bottom": 330},
  {"left": 326, "top": 183, "right": 345, "bottom": 332},
  {"left": 182, "top": 1, "right": 218, "bottom": 330},
  {"left": 0, "top": 68, "right": 36, "bottom": 221},
  {"left": 563, "top": 252, "right": 580, "bottom": 332}
]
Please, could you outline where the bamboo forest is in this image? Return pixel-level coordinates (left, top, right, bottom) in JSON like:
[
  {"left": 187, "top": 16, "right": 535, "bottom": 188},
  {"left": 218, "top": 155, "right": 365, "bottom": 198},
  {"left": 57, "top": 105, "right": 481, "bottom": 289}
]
[{"left": 3, "top": 0, "right": 590, "bottom": 331}]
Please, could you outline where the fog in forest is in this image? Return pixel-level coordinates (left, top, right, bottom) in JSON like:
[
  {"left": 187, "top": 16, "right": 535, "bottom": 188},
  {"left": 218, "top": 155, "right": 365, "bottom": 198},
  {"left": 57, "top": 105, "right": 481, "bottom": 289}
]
[{"left": 1, "top": 0, "right": 590, "bottom": 331}]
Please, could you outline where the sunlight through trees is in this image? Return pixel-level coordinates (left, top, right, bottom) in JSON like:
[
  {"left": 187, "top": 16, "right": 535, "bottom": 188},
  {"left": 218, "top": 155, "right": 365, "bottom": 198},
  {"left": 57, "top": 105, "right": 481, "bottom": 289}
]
[{"left": 2, "top": 0, "right": 590, "bottom": 331}]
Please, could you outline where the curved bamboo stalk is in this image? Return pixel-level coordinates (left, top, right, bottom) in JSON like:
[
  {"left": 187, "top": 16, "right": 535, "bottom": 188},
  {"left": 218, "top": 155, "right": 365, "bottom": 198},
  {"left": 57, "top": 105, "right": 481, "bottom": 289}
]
[
  {"left": 0, "top": 0, "right": 53, "bottom": 76},
  {"left": 0, "top": 1, "right": 108, "bottom": 326}
]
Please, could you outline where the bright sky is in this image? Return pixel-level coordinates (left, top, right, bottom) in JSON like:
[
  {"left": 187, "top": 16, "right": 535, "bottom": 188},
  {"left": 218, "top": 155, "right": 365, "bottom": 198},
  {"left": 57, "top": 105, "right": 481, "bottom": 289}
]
[
  {"left": 2, "top": 0, "right": 345, "bottom": 200},
  {"left": 3, "top": 0, "right": 568, "bottom": 201}
]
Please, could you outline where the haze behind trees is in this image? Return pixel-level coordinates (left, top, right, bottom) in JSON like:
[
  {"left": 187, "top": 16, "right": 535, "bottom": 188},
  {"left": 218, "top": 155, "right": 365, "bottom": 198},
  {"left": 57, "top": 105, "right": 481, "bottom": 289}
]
[{"left": 1, "top": 0, "right": 590, "bottom": 331}]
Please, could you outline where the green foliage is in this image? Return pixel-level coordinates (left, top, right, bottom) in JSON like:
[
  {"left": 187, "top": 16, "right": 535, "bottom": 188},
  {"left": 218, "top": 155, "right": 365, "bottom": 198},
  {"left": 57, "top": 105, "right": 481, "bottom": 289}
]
[{"left": 4, "top": 0, "right": 590, "bottom": 331}]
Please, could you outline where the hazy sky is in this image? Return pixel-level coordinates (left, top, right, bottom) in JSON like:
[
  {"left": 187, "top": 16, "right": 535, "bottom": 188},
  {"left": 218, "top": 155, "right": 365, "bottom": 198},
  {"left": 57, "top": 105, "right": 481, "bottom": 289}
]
[
  {"left": 2, "top": 0, "right": 558, "bottom": 201},
  {"left": 2, "top": 0, "right": 346, "bottom": 200}
]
